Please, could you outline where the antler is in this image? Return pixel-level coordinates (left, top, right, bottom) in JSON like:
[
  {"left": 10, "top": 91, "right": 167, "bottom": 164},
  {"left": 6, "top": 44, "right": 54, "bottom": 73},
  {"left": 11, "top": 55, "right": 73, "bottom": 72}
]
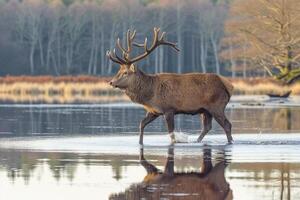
[
  {"left": 106, "top": 30, "right": 136, "bottom": 64},
  {"left": 106, "top": 27, "right": 179, "bottom": 65},
  {"left": 130, "top": 27, "right": 180, "bottom": 63}
]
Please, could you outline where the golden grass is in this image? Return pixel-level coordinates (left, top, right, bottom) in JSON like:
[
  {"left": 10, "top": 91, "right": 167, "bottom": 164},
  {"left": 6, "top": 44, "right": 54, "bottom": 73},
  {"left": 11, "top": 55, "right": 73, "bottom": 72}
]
[
  {"left": 231, "top": 77, "right": 300, "bottom": 95},
  {"left": 0, "top": 75, "right": 109, "bottom": 83},
  {"left": 0, "top": 76, "right": 299, "bottom": 103},
  {"left": 0, "top": 76, "right": 128, "bottom": 103}
]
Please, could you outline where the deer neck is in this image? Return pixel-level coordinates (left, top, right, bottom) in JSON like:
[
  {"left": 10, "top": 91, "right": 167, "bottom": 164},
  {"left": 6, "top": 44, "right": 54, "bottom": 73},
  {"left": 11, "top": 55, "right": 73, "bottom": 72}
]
[{"left": 125, "top": 70, "right": 155, "bottom": 104}]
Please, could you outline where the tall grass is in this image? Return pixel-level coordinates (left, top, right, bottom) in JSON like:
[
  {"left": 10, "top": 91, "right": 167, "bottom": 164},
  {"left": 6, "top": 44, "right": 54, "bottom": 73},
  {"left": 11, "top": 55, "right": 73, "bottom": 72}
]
[
  {"left": 232, "top": 77, "right": 298, "bottom": 95},
  {"left": 0, "top": 76, "right": 128, "bottom": 103},
  {"left": 0, "top": 76, "right": 299, "bottom": 103}
]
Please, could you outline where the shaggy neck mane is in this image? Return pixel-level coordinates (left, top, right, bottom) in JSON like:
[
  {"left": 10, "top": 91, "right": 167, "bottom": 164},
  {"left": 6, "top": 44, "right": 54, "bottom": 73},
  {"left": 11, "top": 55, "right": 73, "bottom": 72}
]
[{"left": 125, "top": 70, "right": 155, "bottom": 104}]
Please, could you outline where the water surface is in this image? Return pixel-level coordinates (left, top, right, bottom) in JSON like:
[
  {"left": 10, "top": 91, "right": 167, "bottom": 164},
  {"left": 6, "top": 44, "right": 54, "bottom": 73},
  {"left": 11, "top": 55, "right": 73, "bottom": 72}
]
[{"left": 0, "top": 96, "right": 300, "bottom": 200}]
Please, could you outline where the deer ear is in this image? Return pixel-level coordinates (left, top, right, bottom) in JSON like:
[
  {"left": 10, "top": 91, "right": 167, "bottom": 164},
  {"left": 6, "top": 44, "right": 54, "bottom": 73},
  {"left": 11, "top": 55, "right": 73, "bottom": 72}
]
[{"left": 129, "top": 64, "right": 137, "bottom": 72}]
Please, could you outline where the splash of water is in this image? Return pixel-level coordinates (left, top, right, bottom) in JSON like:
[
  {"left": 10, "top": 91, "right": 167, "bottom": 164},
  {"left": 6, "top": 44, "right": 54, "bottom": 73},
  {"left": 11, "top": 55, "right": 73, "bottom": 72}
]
[{"left": 174, "top": 132, "right": 190, "bottom": 143}]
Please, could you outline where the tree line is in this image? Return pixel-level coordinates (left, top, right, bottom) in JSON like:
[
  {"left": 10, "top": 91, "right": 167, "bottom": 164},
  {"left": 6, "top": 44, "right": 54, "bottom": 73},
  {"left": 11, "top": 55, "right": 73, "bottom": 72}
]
[
  {"left": 1, "top": 0, "right": 299, "bottom": 80},
  {"left": 0, "top": 0, "right": 231, "bottom": 76}
]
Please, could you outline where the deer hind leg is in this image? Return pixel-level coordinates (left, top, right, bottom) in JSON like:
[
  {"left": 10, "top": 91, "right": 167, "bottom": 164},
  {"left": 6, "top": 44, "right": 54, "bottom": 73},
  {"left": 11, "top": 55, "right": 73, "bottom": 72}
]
[
  {"left": 211, "top": 110, "right": 233, "bottom": 144},
  {"left": 164, "top": 111, "right": 176, "bottom": 144},
  {"left": 139, "top": 112, "right": 158, "bottom": 145},
  {"left": 197, "top": 112, "right": 213, "bottom": 142},
  {"left": 164, "top": 145, "right": 175, "bottom": 176}
]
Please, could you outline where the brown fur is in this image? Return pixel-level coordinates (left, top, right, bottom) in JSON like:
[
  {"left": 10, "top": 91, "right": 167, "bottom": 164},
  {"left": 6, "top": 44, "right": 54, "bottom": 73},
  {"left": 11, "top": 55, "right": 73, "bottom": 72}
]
[
  {"left": 109, "top": 66, "right": 234, "bottom": 144},
  {"left": 117, "top": 70, "right": 230, "bottom": 113},
  {"left": 220, "top": 76, "right": 234, "bottom": 96}
]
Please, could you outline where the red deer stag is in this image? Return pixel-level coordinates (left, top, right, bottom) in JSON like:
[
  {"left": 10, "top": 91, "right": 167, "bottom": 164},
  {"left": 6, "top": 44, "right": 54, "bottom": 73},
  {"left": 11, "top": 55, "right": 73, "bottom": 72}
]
[{"left": 107, "top": 28, "right": 234, "bottom": 145}]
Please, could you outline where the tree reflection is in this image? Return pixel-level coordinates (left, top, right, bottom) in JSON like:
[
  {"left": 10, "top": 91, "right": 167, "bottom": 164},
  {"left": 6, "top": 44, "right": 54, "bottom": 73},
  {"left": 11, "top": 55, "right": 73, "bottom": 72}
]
[{"left": 0, "top": 148, "right": 299, "bottom": 199}]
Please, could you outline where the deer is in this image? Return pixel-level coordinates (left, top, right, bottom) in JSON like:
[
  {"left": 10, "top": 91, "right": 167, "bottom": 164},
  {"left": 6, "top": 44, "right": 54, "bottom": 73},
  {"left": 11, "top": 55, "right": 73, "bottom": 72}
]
[
  {"left": 109, "top": 146, "right": 233, "bottom": 200},
  {"left": 107, "top": 27, "right": 234, "bottom": 145}
]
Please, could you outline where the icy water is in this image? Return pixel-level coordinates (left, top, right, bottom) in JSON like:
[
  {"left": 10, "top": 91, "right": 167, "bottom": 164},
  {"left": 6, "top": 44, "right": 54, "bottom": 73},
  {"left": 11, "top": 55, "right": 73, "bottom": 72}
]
[{"left": 0, "top": 96, "right": 300, "bottom": 200}]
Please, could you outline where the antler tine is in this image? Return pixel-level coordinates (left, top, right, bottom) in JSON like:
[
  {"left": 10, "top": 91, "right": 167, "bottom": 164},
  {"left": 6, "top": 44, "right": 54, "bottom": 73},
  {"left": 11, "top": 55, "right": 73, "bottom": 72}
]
[
  {"left": 106, "top": 50, "right": 123, "bottom": 65},
  {"left": 159, "top": 32, "right": 166, "bottom": 41},
  {"left": 155, "top": 27, "right": 161, "bottom": 40},
  {"left": 130, "top": 30, "right": 136, "bottom": 40},
  {"left": 161, "top": 41, "right": 180, "bottom": 52},
  {"left": 126, "top": 29, "right": 137, "bottom": 54},
  {"left": 106, "top": 50, "right": 110, "bottom": 57},
  {"left": 144, "top": 37, "right": 148, "bottom": 52},
  {"left": 133, "top": 37, "right": 147, "bottom": 47},
  {"left": 132, "top": 42, "right": 144, "bottom": 47},
  {"left": 126, "top": 30, "right": 131, "bottom": 53},
  {"left": 149, "top": 27, "right": 159, "bottom": 50},
  {"left": 113, "top": 48, "right": 128, "bottom": 64},
  {"left": 154, "top": 27, "right": 160, "bottom": 33},
  {"left": 154, "top": 27, "right": 160, "bottom": 41},
  {"left": 117, "top": 38, "right": 127, "bottom": 54},
  {"left": 158, "top": 31, "right": 180, "bottom": 52}
]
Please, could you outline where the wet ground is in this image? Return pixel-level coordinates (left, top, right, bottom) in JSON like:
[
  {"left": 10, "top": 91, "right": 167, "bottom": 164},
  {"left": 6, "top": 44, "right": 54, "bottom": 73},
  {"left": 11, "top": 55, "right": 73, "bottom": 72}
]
[{"left": 0, "top": 96, "right": 300, "bottom": 200}]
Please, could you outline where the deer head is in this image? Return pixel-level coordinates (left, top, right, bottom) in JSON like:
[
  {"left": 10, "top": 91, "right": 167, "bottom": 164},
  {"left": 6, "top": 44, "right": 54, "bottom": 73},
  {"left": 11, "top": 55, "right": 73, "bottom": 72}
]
[{"left": 107, "top": 27, "right": 179, "bottom": 89}]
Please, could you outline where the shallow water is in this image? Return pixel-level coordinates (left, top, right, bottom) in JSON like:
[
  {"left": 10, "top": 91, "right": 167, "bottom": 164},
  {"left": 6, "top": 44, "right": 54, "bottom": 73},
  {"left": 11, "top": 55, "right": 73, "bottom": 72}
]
[
  {"left": 1, "top": 96, "right": 300, "bottom": 137},
  {"left": 0, "top": 96, "right": 300, "bottom": 200}
]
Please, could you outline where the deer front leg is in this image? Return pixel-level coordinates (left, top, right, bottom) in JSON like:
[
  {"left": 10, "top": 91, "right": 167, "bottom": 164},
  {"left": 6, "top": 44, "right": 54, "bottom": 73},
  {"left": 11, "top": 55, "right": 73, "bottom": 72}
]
[
  {"left": 164, "top": 111, "right": 176, "bottom": 144},
  {"left": 139, "top": 147, "right": 159, "bottom": 174},
  {"left": 139, "top": 112, "right": 158, "bottom": 145}
]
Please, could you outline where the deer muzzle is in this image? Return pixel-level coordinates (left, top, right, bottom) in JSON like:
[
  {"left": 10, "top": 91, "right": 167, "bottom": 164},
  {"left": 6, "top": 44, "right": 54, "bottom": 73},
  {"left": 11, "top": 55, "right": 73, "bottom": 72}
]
[{"left": 109, "top": 79, "right": 121, "bottom": 88}]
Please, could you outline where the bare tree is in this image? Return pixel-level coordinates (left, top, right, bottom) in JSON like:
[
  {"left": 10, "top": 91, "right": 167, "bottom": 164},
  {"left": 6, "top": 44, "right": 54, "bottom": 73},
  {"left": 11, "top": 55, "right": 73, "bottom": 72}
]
[
  {"left": 222, "top": 0, "right": 300, "bottom": 82},
  {"left": 16, "top": 0, "right": 46, "bottom": 74},
  {"left": 63, "top": 3, "right": 88, "bottom": 74}
]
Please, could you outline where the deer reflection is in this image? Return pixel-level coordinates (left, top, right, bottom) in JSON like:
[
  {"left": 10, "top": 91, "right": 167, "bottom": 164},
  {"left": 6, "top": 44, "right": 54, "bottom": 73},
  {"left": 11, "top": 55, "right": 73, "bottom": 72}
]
[{"left": 110, "top": 146, "right": 233, "bottom": 200}]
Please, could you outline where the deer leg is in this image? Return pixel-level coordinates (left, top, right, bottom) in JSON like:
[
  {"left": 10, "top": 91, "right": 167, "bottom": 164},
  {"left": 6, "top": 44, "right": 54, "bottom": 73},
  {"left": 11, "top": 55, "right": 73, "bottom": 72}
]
[
  {"left": 212, "top": 111, "right": 233, "bottom": 144},
  {"left": 139, "top": 148, "right": 159, "bottom": 174},
  {"left": 164, "top": 145, "right": 175, "bottom": 176},
  {"left": 164, "top": 111, "right": 176, "bottom": 144},
  {"left": 200, "top": 148, "right": 213, "bottom": 175},
  {"left": 197, "top": 112, "right": 213, "bottom": 142},
  {"left": 139, "top": 112, "right": 158, "bottom": 145}
]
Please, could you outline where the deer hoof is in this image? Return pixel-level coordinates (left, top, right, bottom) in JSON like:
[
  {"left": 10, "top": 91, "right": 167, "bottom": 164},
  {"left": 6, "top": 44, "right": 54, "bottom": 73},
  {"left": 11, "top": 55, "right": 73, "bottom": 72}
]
[
  {"left": 227, "top": 140, "right": 234, "bottom": 145},
  {"left": 169, "top": 132, "right": 176, "bottom": 144}
]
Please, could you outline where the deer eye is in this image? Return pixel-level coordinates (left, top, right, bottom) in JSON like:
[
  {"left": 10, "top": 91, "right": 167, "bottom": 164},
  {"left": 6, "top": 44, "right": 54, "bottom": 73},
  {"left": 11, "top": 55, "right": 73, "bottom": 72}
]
[{"left": 123, "top": 72, "right": 128, "bottom": 76}]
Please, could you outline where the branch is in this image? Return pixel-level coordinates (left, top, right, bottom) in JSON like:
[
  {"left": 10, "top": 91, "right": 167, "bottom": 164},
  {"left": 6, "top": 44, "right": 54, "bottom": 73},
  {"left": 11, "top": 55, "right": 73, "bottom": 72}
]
[{"left": 240, "top": 29, "right": 280, "bottom": 51}]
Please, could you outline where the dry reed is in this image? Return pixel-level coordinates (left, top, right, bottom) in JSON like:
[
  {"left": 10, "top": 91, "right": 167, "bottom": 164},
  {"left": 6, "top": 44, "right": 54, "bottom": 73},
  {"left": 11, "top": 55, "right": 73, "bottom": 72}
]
[
  {"left": 0, "top": 76, "right": 128, "bottom": 103},
  {"left": 0, "top": 76, "right": 299, "bottom": 103},
  {"left": 231, "top": 77, "right": 300, "bottom": 95}
]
